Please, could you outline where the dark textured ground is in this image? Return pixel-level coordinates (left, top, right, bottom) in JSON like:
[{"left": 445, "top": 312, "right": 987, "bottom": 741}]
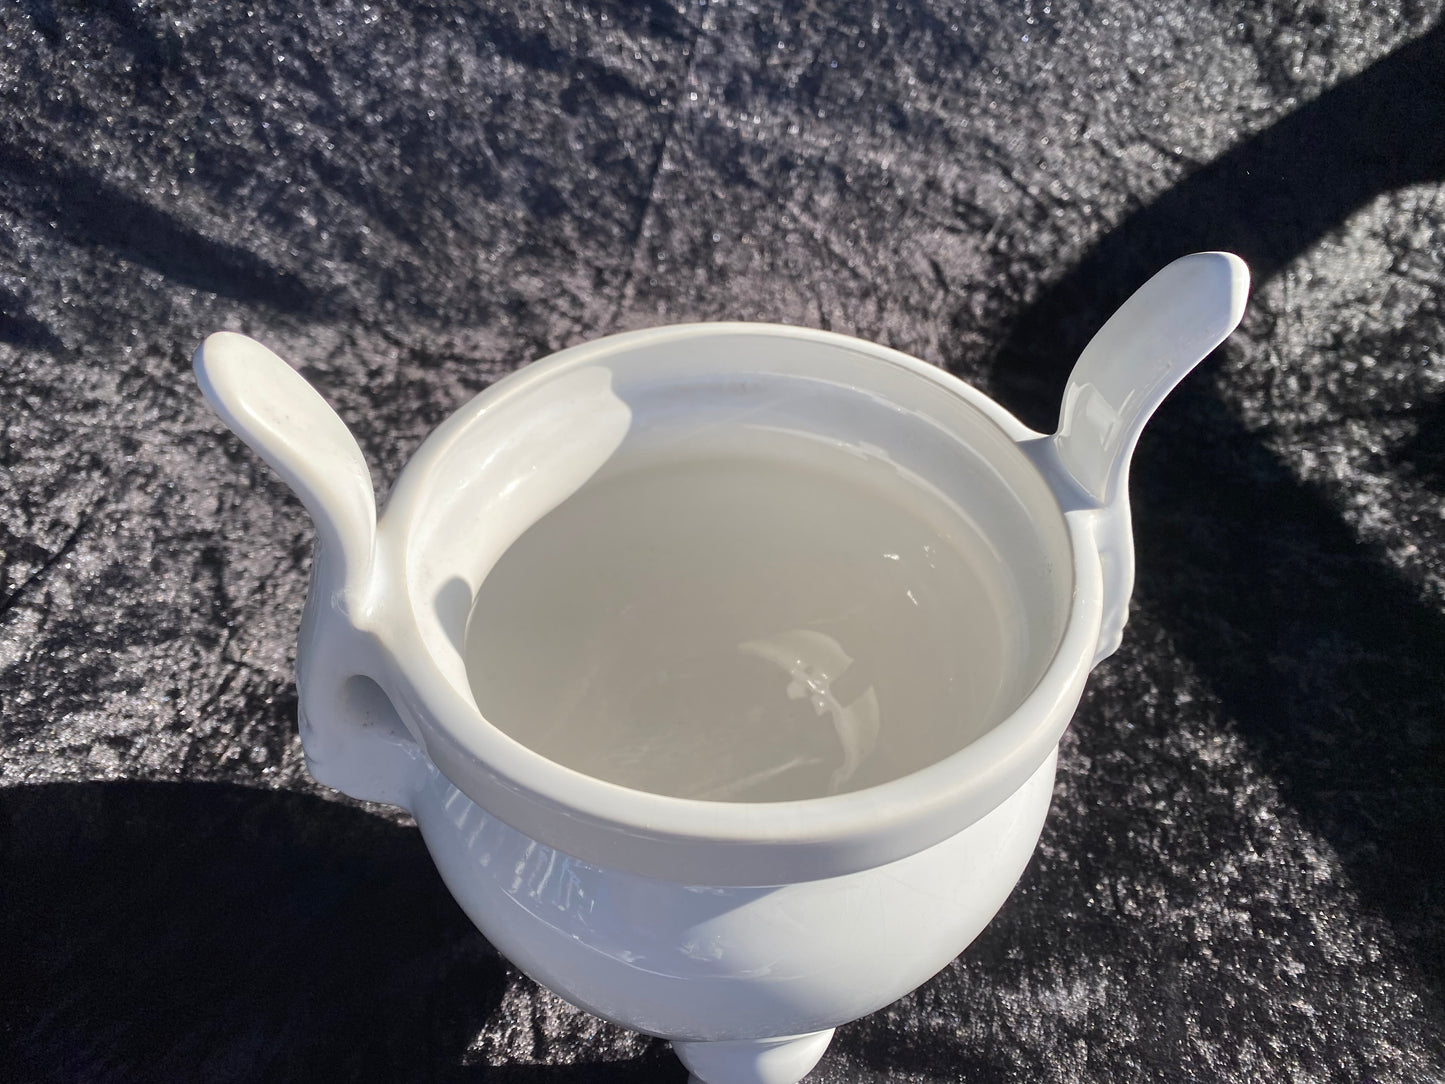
[{"left": 3, "top": 2, "right": 1444, "bottom": 1082}]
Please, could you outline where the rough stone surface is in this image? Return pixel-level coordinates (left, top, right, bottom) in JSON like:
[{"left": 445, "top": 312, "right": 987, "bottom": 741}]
[{"left": 2, "top": 2, "right": 1443, "bottom": 1081}]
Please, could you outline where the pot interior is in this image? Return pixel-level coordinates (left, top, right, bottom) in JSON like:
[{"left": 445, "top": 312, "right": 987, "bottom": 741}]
[{"left": 402, "top": 329, "right": 1074, "bottom": 802}]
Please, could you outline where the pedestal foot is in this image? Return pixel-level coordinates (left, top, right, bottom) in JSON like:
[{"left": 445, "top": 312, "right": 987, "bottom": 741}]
[{"left": 673, "top": 1029, "right": 834, "bottom": 1084}]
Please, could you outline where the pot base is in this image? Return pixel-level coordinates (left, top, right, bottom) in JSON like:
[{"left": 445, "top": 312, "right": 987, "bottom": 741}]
[{"left": 674, "top": 1029, "right": 835, "bottom": 1084}]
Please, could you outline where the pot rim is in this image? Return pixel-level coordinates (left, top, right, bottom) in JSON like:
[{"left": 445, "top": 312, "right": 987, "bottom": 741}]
[{"left": 372, "top": 323, "right": 1102, "bottom": 885}]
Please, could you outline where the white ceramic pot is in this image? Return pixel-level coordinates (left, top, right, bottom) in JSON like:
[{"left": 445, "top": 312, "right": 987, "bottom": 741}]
[{"left": 194, "top": 253, "right": 1248, "bottom": 1084}]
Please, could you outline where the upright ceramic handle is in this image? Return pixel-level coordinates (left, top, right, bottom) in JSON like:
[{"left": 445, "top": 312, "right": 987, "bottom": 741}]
[
  {"left": 194, "top": 333, "right": 425, "bottom": 808},
  {"left": 1050, "top": 252, "right": 1249, "bottom": 663},
  {"left": 193, "top": 332, "right": 376, "bottom": 603},
  {"left": 1054, "top": 252, "right": 1249, "bottom": 506}
]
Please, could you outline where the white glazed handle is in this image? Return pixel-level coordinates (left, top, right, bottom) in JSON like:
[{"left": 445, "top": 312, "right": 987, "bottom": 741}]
[
  {"left": 195, "top": 333, "right": 423, "bottom": 808},
  {"left": 1052, "top": 252, "right": 1249, "bottom": 663},
  {"left": 193, "top": 332, "right": 376, "bottom": 603},
  {"left": 1054, "top": 252, "right": 1249, "bottom": 506}
]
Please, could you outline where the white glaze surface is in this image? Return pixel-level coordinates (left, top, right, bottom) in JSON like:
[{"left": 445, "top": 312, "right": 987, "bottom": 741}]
[
  {"left": 464, "top": 413, "right": 1042, "bottom": 802},
  {"left": 193, "top": 252, "right": 1249, "bottom": 1084},
  {"left": 410, "top": 749, "right": 1057, "bottom": 1042},
  {"left": 355, "top": 324, "right": 1098, "bottom": 885}
]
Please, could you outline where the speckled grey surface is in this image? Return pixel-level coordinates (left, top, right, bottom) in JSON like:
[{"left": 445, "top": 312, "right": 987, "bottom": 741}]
[{"left": 3, "top": 2, "right": 1444, "bottom": 1081}]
